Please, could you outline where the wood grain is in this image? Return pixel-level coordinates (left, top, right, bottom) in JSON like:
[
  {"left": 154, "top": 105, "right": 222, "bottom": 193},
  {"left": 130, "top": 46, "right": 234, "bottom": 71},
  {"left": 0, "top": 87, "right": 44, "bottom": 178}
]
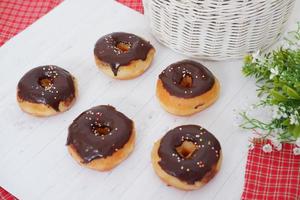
[{"left": 0, "top": 0, "right": 299, "bottom": 199}]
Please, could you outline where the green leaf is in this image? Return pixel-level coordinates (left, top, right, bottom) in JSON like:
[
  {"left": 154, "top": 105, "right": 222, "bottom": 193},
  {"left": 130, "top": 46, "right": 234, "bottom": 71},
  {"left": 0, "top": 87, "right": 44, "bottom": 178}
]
[
  {"left": 295, "top": 82, "right": 300, "bottom": 89},
  {"left": 282, "top": 119, "right": 290, "bottom": 126},
  {"left": 284, "top": 86, "right": 300, "bottom": 99},
  {"left": 270, "top": 90, "right": 288, "bottom": 101},
  {"left": 292, "top": 125, "right": 300, "bottom": 138},
  {"left": 244, "top": 55, "right": 252, "bottom": 64}
]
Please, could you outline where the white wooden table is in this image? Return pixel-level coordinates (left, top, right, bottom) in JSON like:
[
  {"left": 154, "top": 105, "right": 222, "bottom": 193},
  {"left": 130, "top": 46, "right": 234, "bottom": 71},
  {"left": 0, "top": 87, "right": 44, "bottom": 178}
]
[{"left": 0, "top": 0, "right": 299, "bottom": 199}]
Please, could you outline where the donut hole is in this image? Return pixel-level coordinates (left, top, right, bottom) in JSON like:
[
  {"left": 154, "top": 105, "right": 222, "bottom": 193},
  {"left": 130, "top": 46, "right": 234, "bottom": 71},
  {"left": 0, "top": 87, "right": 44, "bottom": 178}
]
[
  {"left": 116, "top": 42, "right": 131, "bottom": 52},
  {"left": 180, "top": 75, "right": 193, "bottom": 88},
  {"left": 176, "top": 141, "right": 197, "bottom": 159},
  {"left": 93, "top": 125, "right": 111, "bottom": 136},
  {"left": 39, "top": 78, "right": 53, "bottom": 90}
]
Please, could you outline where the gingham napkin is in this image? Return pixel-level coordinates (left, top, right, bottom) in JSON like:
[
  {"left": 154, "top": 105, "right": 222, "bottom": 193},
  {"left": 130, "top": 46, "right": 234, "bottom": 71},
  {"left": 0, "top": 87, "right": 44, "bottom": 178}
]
[
  {"left": 0, "top": 0, "right": 62, "bottom": 46},
  {"left": 0, "top": 187, "right": 16, "bottom": 200},
  {"left": 242, "top": 141, "right": 300, "bottom": 200},
  {"left": 116, "top": 0, "right": 143, "bottom": 13}
]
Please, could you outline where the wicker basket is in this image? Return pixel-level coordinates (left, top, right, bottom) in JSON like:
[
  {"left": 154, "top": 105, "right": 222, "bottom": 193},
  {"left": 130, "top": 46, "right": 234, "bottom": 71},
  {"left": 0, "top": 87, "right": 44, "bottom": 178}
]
[{"left": 143, "top": 0, "right": 295, "bottom": 60}]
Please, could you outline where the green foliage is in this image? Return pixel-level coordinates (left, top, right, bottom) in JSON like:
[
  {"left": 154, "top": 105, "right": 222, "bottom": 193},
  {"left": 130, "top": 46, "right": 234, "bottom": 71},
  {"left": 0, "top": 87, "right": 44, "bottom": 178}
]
[{"left": 240, "top": 23, "right": 300, "bottom": 142}]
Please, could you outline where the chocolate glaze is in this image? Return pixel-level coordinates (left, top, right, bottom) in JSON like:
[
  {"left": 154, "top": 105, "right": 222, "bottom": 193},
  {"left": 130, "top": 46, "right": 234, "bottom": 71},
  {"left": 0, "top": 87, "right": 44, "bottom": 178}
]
[
  {"left": 94, "top": 32, "right": 153, "bottom": 76},
  {"left": 158, "top": 60, "right": 215, "bottom": 98},
  {"left": 158, "top": 125, "right": 221, "bottom": 184},
  {"left": 17, "top": 66, "right": 75, "bottom": 111},
  {"left": 67, "top": 105, "right": 133, "bottom": 163}
]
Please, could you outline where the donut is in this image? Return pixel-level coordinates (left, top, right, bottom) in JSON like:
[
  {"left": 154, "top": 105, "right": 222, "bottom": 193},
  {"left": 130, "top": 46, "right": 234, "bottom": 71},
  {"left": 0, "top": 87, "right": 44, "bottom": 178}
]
[
  {"left": 94, "top": 32, "right": 155, "bottom": 79},
  {"left": 151, "top": 125, "right": 222, "bottom": 190},
  {"left": 66, "top": 105, "right": 135, "bottom": 171},
  {"left": 17, "top": 65, "right": 77, "bottom": 117},
  {"left": 156, "top": 60, "right": 220, "bottom": 116}
]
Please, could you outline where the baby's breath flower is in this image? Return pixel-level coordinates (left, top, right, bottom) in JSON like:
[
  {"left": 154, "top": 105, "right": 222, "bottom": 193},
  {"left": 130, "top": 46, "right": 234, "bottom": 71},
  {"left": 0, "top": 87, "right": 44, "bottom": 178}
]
[
  {"left": 240, "top": 22, "right": 300, "bottom": 146},
  {"left": 271, "top": 138, "right": 282, "bottom": 151},
  {"left": 252, "top": 50, "right": 263, "bottom": 62},
  {"left": 290, "top": 114, "right": 299, "bottom": 125},
  {"left": 262, "top": 144, "right": 272, "bottom": 153},
  {"left": 272, "top": 106, "right": 288, "bottom": 120},
  {"left": 293, "top": 147, "right": 300, "bottom": 156},
  {"left": 269, "top": 67, "right": 279, "bottom": 79}
]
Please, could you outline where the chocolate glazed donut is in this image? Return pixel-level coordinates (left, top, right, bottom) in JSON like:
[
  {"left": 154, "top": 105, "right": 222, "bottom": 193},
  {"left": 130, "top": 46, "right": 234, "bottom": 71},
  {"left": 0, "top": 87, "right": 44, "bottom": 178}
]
[
  {"left": 156, "top": 60, "right": 220, "bottom": 116},
  {"left": 152, "top": 125, "right": 222, "bottom": 190},
  {"left": 159, "top": 60, "right": 215, "bottom": 98},
  {"left": 17, "top": 65, "right": 76, "bottom": 116},
  {"left": 94, "top": 32, "right": 155, "bottom": 79},
  {"left": 67, "top": 105, "right": 135, "bottom": 171}
]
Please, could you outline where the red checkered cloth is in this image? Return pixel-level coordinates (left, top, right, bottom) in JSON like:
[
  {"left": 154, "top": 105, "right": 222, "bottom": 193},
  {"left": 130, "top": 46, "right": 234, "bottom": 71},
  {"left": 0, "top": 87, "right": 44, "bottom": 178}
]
[
  {"left": 242, "top": 141, "right": 300, "bottom": 200},
  {"left": 116, "top": 0, "right": 143, "bottom": 13},
  {"left": 0, "top": 0, "right": 63, "bottom": 46},
  {"left": 0, "top": 187, "right": 17, "bottom": 200}
]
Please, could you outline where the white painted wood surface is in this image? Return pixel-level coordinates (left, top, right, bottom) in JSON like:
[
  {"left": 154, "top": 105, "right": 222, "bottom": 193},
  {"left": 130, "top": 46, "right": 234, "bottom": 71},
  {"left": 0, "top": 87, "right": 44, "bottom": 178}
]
[{"left": 0, "top": 0, "right": 299, "bottom": 199}]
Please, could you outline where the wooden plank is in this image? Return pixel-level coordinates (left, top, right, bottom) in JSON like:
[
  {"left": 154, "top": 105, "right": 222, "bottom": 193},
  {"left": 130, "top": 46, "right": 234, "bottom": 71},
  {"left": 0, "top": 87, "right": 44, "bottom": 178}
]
[{"left": 0, "top": 0, "right": 299, "bottom": 199}]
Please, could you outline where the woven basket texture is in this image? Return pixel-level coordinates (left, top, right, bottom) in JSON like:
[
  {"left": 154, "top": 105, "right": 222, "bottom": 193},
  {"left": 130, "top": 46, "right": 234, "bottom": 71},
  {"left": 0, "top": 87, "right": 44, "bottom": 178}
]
[{"left": 143, "top": 0, "right": 295, "bottom": 60}]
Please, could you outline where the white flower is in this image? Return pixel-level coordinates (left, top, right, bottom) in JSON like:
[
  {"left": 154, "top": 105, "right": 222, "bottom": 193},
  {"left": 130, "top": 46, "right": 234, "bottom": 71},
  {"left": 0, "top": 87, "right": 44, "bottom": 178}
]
[
  {"left": 271, "top": 138, "right": 280, "bottom": 146},
  {"left": 290, "top": 114, "right": 299, "bottom": 125},
  {"left": 272, "top": 105, "right": 287, "bottom": 119},
  {"left": 269, "top": 67, "right": 279, "bottom": 79},
  {"left": 262, "top": 144, "right": 273, "bottom": 153},
  {"left": 296, "top": 138, "right": 300, "bottom": 147},
  {"left": 293, "top": 147, "right": 300, "bottom": 156},
  {"left": 252, "top": 50, "right": 263, "bottom": 61},
  {"left": 271, "top": 139, "right": 282, "bottom": 151}
]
